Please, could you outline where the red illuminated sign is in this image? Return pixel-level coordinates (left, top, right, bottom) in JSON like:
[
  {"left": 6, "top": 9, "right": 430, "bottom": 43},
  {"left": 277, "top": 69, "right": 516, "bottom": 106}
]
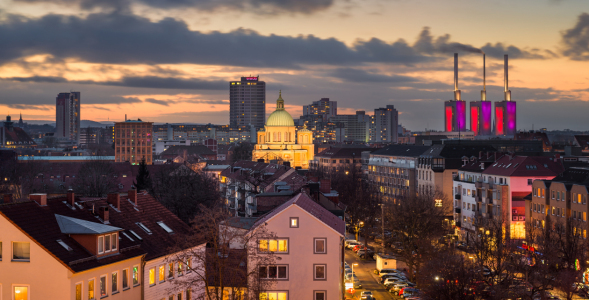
[
  {"left": 245, "top": 77, "right": 258, "bottom": 81},
  {"left": 471, "top": 107, "right": 479, "bottom": 136},
  {"left": 496, "top": 107, "right": 504, "bottom": 135}
]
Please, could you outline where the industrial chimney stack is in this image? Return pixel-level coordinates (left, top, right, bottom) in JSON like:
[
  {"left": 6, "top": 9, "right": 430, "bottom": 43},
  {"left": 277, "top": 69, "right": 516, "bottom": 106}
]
[
  {"left": 481, "top": 54, "right": 486, "bottom": 101},
  {"left": 454, "top": 53, "right": 461, "bottom": 101},
  {"left": 504, "top": 54, "right": 511, "bottom": 101}
]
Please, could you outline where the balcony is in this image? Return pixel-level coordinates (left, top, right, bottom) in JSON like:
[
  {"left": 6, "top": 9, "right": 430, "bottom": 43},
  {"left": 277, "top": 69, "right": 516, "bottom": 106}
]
[
  {"left": 455, "top": 194, "right": 461, "bottom": 200},
  {"left": 455, "top": 207, "right": 461, "bottom": 214}
]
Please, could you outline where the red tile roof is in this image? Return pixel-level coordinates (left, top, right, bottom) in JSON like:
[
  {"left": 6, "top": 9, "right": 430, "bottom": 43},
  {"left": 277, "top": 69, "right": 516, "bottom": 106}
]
[
  {"left": 252, "top": 193, "right": 345, "bottom": 235},
  {"left": 482, "top": 155, "right": 564, "bottom": 177}
]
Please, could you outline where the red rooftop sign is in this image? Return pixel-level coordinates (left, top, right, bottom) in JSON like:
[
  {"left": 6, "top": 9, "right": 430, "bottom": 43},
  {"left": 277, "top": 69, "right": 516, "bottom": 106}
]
[{"left": 245, "top": 77, "right": 258, "bottom": 80}]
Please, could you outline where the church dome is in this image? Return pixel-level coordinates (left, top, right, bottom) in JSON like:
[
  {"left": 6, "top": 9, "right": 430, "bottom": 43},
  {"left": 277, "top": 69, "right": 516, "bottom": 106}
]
[{"left": 266, "top": 91, "right": 294, "bottom": 127}]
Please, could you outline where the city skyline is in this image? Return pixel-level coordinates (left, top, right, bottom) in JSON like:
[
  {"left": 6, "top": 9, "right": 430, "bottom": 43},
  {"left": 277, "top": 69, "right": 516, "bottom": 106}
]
[{"left": 0, "top": 0, "right": 588, "bottom": 130}]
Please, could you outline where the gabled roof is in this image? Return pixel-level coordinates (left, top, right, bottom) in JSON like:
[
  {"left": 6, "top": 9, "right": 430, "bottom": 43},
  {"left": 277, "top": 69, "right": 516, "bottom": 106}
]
[
  {"left": 55, "top": 214, "right": 121, "bottom": 234},
  {"left": 482, "top": 155, "right": 564, "bottom": 177},
  {"left": 252, "top": 193, "right": 345, "bottom": 236}
]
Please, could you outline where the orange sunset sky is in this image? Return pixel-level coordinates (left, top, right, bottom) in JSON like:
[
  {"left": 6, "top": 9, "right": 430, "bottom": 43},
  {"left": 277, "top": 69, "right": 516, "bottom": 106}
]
[{"left": 0, "top": 0, "right": 588, "bottom": 130}]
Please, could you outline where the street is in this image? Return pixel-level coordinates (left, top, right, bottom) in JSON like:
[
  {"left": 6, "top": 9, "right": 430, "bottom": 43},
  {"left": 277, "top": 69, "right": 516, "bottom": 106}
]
[{"left": 345, "top": 250, "right": 394, "bottom": 300}]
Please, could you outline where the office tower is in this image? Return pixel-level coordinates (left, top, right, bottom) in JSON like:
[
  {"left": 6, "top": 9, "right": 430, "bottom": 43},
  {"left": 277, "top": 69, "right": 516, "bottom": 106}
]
[
  {"left": 55, "top": 91, "right": 81, "bottom": 144},
  {"left": 444, "top": 53, "right": 466, "bottom": 132},
  {"left": 495, "top": 55, "right": 517, "bottom": 136},
  {"left": 229, "top": 76, "right": 266, "bottom": 129},
  {"left": 330, "top": 111, "right": 371, "bottom": 142},
  {"left": 303, "top": 98, "right": 337, "bottom": 122},
  {"left": 371, "top": 105, "right": 398, "bottom": 143},
  {"left": 114, "top": 119, "right": 153, "bottom": 165},
  {"left": 470, "top": 54, "right": 493, "bottom": 136}
]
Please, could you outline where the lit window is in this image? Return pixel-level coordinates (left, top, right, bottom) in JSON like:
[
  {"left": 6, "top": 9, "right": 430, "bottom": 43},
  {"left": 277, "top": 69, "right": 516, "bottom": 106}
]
[
  {"left": 88, "top": 279, "right": 95, "bottom": 299},
  {"left": 75, "top": 283, "right": 82, "bottom": 300},
  {"left": 159, "top": 265, "right": 165, "bottom": 282},
  {"left": 289, "top": 217, "right": 298, "bottom": 228},
  {"left": 149, "top": 268, "right": 156, "bottom": 285},
  {"left": 14, "top": 286, "right": 28, "bottom": 300},
  {"left": 133, "top": 266, "right": 140, "bottom": 286},
  {"left": 178, "top": 261, "right": 184, "bottom": 276},
  {"left": 13, "top": 242, "right": 30, "bottom": 261},
  {"left": 168, "top": 263, "right": 174, "bottom": 278},
  {"left": 112, "top": 272, "right": 118, "bottom": 293},
  {"left": 259, "top": 292, "right": 287, "bottom": 300}
]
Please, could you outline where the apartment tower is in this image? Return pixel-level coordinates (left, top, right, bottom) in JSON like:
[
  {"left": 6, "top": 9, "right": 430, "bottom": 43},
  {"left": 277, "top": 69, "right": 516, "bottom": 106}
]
[
  {"left": 370, "top": 105, "right": 399, "bottom": 143},
  {"left": 229, "top": 76, "right": 266, "bottom": 129},
  {"left": 114, "top": 119, "right": 153, "bottom": 165},
  {"left": 55, "top": 91, "right": 81, "bottom": 144}
]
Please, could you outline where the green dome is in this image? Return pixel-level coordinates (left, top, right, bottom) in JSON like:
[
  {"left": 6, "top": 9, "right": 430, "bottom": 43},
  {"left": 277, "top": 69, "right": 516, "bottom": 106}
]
[{"left": 266, "top": 91, "right": 295, "bottom": 127}]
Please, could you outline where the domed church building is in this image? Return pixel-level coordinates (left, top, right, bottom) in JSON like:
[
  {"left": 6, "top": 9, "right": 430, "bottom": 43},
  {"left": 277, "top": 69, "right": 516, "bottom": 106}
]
[{"left": 252, "top": 92, "right": 314, "bottom": 169}]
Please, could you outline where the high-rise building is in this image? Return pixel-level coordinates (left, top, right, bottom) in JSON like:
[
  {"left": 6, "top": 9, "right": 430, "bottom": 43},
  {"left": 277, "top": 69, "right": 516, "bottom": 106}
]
[
  {"left": 444, "top": 53, "right": 467, "bottom": 133},
  {"left": 229, "top": 76, "right": 266, "bottom": 129},
  {"left": 370, "top": 105, "right": 398, "bottom": 143},
  {"left": 495, "top": 55, "right": 517, "bottom": 136},
  {"left": 114, "top": 119, "right": 153, "bottom": 165},
  {"left": 303, "top": 98, "right": 337, "bottom": 122},
  {"left": 470, "top": 54, "right": 493, "bottom": 136},
  {"left": 330, "top": 111, "right": 370, "bottom": 142},
  {"left": 55, "top": 91, "right": 81, "bottom": 144}
]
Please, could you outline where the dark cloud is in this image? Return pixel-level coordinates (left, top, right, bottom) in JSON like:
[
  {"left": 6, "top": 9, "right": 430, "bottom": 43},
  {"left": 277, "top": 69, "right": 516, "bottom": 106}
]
[
  {"left": 561, "top": 13, "right": 589, "bottom": 60},
  {"left": 5, "top": 103, "right": 52, "bottom": 110},
  {"left": 15, "top": 0, "right": 333, "bottom": 14},
  {"left": 329, "top": 68, "right": 418, "bottom": 83},
  {"left": 0, "top": 13, "right": 432, "bottom": 68},
  {"left": 2, "top": 75, "right": 227, "bottom": 90},
  {"left": 414, "top": 27, "right": 552, "bottom": 59},
  {"left": 145, "top": 98, "right": 172, "bottom": 106}
]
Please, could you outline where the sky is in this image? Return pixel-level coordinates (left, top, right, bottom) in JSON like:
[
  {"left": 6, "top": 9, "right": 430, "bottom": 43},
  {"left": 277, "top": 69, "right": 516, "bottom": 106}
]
[{"left": 0, "top": 0, "right": 588, "bottom": 131}]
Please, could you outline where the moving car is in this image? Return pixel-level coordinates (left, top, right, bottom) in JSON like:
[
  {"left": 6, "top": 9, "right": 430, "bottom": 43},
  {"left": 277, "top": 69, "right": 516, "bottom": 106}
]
[{"left": 360, "top": 291, "right": 374, "bottom": 299}]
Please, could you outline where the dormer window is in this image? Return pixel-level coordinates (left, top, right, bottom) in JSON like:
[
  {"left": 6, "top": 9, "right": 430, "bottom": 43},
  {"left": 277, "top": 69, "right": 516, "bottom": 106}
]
[{"left": 98, "top": 233, "right": 118, "bottom": 255}]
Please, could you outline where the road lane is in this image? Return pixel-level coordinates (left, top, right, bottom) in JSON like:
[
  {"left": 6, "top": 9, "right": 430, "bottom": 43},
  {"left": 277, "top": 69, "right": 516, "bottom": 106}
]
[{"left": 345, "top": 249, "right": 394, "bottom": 300}]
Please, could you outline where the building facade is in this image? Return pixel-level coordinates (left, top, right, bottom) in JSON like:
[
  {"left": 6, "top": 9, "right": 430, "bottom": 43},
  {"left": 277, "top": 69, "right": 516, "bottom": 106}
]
[
  {"left": 370, "top": 105, "right": 398, "bottom": 143},
  {"left": 303, "top": 98, "right": 337, "bottom": 122},
  {"left": 253, "top": 93, "right": 314, "bottom": 169},
  {"left": 309, "top": 147, "right": 373, "bottom": 176},
  {"left": 329, "top": 111, "right": 370, "bottom": 142},
  {"left": 114, "top": 120, "right": 153, "bottom": 165},
  {"left": 56, "top": 92, "right": 81, "bottom": 144},
  {"left": 230, "top": 76, "right": 266, "bottom": 129}
]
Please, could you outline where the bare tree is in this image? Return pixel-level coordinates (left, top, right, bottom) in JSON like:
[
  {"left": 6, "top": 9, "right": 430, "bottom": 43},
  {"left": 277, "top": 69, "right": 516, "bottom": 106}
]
[
  {"left": 418, "top": 249, "right": 479, "bottom": 300},
  {"left": 167, "top": 205, "right": 278, "bottom": 300},
  {"left": 73, "top": 159, "right": 118, "bottom": 197},
  {"left": 151, "top": 165, "right": 221, "bottom": 224},
  {"left": 384, "top": 191, "right": 451, "bottom": 284}
]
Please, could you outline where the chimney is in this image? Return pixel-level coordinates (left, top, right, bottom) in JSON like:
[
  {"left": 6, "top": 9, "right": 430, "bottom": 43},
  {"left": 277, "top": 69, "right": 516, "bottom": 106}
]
[
  {"left": 453, "top": 53, "right": 461, "bottom": 101},
  {"left": 320, "top": 179, "right": 331, "bottom": 194},
  {"left": 98, "top": 206, "right": 109, "bottom": 223},
  {"left": 107, "top": 193, "right": 120, "bottom": 210},
  {"left": 63, "top": 189, "right": 74, "bottom": 206},
  {"left": 4, "top": 193, "right": 13, "bottom": 204},
  {"left": 128, "top": 188, "right": 138, "bottom": 206},
  {"left": 481, "top": 53, "right": 487, "bottom": 101},
  {"left": 30, "top": 193, "right": 47, "bottom": 206},
  {"left": 504, "top": 54, "right": 511, "bottom": 101}
]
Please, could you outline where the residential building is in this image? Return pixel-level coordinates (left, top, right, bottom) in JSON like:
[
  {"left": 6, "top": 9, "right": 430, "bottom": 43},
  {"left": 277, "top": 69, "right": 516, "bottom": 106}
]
[
  {"left": 230, "top": 76, "right": 266, "bottom": 129},
  {"left": 114, "top": 119, "right": 153, "bottom": 165},
  {"left": 80, "top": 127, "right": 104, "bottom": 146},
  {"left": 574, "top": 135, "right": 589, "bottom": 153},
  {"left": 0, "top": 115, "right": 37, "bottom": 148},
  {"left": 152, "top": 124, "right": 254, "bottom": 145},
  {"left": 160, "top": 145, "right": 217, "bottom": 164},
  {"left": 367, "top": 145, "right": 430, "bottom": 203},
  {"left": 56, "top": 92, "right": 81, "bottom": 144},
  {"left": 225, "top": 192, "right": 346, "bottom": 300},
  {"left": 478, "top": 155, "right": 564, "bottom": 239},
  {"left": 526, "top": 167, "right": 589, "bottom": 282},
  {"left": 154, "top": 140, "right": 191, "bottom": 155},
  {"left": 303, "top": 98, "right": 337, "bottom": 122},
  {"left": 0, "top": 190, "right": 204, "bottom": 300},
  {"left": 329, "top": 111, "right": 370, "bottom": 142},
  {"left": 309, "top": 147, "right": 373, "bottom": 176},
  {"left": 417, "top": 144, "right": 496, "bottom": 213},
  {"left": 515, "top": 131, "right": 552, "bottom": 152},
  {"left": 253, "top": 92, "right": 314, "bottom": 169},
  {"left": 370, "top": 105, "right": 398, "bottom": 143}
]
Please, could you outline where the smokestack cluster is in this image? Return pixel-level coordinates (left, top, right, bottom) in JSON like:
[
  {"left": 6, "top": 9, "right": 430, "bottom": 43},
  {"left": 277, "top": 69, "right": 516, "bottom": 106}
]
[
  {"left": 453, "top": 53, "right": 461, "bottom": 101},
  {"left": 504, "top": 54, "right": 511, "bottom": 101}
]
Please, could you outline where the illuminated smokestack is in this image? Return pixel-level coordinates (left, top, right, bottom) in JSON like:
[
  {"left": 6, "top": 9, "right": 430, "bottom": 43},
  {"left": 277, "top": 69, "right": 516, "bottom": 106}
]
[
  {"left": 481, "top": 53, "right": 486, "bottom": 101},
  {"left": 454, "top": 53, "right": 461, "bottom": 101},
  {"left": 504, "top": 54, "right": 511, "bottom": 101}
]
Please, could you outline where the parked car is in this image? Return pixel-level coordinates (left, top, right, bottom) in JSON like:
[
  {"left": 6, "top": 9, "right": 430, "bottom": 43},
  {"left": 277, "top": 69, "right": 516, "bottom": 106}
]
[
  {"left": 360, "top": 291, "right": 374, "bottom": 299},
  {"left": 379, "top": 269, "right": 402, "bottom": 276},
  {"left": 347, "top": 241, "right": 361, "bottom": 250},
  {"left": 392, "top": 282, "right": 410, "bottom": 291},
  {"left": 402, "top": 288, "right": 420, "bottom": 298},
  {"left": 345, "top": 239, "right": 358, "bottom": 247},
  {"left": 383, "top": 278, "right": 406, "bottom": 286}
]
